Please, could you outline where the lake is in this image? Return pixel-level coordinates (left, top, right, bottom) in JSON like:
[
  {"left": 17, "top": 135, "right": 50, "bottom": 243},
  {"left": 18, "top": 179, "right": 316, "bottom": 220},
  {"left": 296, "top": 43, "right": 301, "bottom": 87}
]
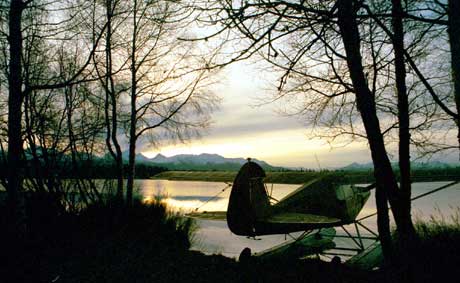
[{"left": 137, "top": 179, "right": 460, "bottom": 258}]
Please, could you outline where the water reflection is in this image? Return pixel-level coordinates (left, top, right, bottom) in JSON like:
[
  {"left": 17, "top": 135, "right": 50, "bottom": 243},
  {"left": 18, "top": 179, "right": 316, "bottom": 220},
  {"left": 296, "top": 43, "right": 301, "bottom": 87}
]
[
  {"left": 136, "top": 180, "right": 460, "bottom": 258},
  {"left": 137, "top": 179, "right": 298, "bottom": 213}
]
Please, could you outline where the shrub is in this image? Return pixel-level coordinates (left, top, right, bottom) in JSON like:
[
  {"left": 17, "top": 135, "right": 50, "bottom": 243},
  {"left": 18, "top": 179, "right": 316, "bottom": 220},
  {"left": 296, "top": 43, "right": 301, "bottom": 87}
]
[
  {"left": 391, "top": 208, "right": 460, "bottom": 282},
  {"left": 0, "top": 191, "right": 196, "bottom": 282}
]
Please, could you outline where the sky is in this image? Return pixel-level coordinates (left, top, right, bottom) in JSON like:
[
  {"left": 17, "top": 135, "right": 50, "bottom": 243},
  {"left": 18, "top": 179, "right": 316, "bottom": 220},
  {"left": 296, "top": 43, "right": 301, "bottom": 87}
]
[
  {"left": 139, "top": 11, "right": 460, "bottom": 169},
  {"left": 141, "top": 61, "right": 374, "bottom": 168},
  {"left": 140, "top": 59, "right": 460, "bottom": 168}
]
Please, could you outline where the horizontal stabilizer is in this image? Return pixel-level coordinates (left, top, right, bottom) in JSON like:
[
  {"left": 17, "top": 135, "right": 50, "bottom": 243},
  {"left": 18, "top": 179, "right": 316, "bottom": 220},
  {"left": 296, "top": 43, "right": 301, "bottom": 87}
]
[{"left": 186, "top": 211, "right": 227, "bottom": 221}]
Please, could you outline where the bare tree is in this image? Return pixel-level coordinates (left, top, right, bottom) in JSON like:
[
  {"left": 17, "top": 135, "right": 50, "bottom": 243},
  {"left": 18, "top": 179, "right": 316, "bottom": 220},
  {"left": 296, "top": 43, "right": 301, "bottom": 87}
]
[
  {"left": 447, "top": 0, "right": 460, "bottom": 154},
  {"left": 191, "top": 0, "right": 452, "bottom": 262},
  {"left": 1, "top": 0, "right": 106, "bottom": 240},
  {"left": 336, "top": 0, "right": 400, "bottom": 259},
  {"left": 92, "top": 0, "right": 127, "bottom": 202},
  {"left": 364, "top": 0, "right": 460, "bottom": 157},
  {"left": 6, "top": 0, "right": 27, "bottom": 240},
  {"left": 118, "top": 0, "right": 219, "bottom": 205}
]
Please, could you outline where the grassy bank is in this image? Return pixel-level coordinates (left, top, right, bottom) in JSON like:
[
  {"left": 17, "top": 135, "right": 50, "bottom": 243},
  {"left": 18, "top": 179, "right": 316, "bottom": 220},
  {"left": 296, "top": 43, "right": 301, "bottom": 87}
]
[
  {"left": 2, "top": 191, "right": 459, "bottom": 282},
  {"left": 152, "top": 169, "right": 459, "bottom": 184},
  {"left": 0, "top": 192, "right": 375, "bottom": 283},
  {"left": 151, "top": 170, "right": 365, "bottom": 184},
  {"left": 389, "top": 211, "right": 460, "bottom": 282},
  {"left": 0, "top": 194, "right": 196, "bottom": 282}
]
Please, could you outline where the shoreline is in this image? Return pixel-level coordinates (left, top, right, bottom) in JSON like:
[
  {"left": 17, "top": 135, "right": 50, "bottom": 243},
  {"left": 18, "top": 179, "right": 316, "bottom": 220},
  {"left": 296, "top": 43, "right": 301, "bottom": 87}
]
[{"left": 151, "top": 170, "right": 460, "bottom": 184}]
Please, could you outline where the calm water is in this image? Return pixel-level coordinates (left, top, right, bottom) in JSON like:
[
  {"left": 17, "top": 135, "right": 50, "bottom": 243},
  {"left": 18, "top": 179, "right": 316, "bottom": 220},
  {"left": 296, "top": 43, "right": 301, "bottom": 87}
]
[{"left": 137, "top": 179, "right": 460, "bottom": 258}]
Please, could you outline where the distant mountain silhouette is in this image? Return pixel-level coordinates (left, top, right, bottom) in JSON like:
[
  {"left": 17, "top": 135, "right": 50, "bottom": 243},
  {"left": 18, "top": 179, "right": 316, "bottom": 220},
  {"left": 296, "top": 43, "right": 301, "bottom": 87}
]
[
  {"left": 341, "top": 161, "right": 457, "bottom": 171},
  {"left": 122, "top": 152, "right": 279, "bottom": 171},
  {"left": 340, "top": 162, "right": 374, "bottom": 171},
  {"left": 148, "top": 153, "right": 270, "bottom": 166}
]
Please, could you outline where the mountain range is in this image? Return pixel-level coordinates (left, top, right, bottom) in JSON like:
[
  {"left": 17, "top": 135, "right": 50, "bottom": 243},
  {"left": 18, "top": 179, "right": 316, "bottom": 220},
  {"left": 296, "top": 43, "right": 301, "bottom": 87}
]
[
  {"left": 122, "top": 152, "right": 278, "bottom": 171},
  {"left": 340, "top": 161, "right": 458, "bottom": 171},
  {"left": 20, "top": 147, "right": 459, "bottom": 172},
  {"left": 125, "top": 152, "right": 457, "bottom": 171}
]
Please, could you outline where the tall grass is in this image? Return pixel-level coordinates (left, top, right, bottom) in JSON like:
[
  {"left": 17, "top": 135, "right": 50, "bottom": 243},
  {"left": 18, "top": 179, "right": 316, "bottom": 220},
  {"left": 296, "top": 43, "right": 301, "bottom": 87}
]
[
  {"left": 413, "top": 207, "right": 460, "bottom": 276},
  {"left": 391, "top": 207, "right": 460, "bottom": 282},
  {"left": 0, "top": 190, "right": 196, "bottom": 282}
]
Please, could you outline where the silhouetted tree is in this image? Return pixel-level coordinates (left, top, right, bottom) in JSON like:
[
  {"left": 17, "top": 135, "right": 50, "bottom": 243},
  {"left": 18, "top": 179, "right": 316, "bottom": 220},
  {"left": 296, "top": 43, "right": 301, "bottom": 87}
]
[
  {"left": 1, "top": 0, "right": 106, "bottom": 241},
  {"left": 6, "top": 0, "right": 27, "bottom": 241},
  {"left": 121, "top": 0, "right": 219, "bottom": 205},
  {"left": 93, "top": 0, "right": 126, "bottom": 202},
  {"left": 191, "top": 0, "right": 456, "bottom": 262},
  {"left": 449, "top": 0, "right": 460, "bottom": 154}
]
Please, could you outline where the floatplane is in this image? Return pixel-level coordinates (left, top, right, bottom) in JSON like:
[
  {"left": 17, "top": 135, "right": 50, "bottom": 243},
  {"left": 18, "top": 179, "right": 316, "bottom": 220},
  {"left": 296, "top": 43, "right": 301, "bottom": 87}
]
[{"left": 188, "top": 158, "right": 383, "bottom": 266}]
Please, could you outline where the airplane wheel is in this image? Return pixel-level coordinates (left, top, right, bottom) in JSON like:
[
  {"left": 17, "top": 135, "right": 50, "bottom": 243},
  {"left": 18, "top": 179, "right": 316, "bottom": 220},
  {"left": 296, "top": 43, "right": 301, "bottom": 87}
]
[
  {"left": 331, "top": 256, "right": 341, "bottom": 265},
  {"left": 239, "top": 247, "right": 252, "bottom": 264}
]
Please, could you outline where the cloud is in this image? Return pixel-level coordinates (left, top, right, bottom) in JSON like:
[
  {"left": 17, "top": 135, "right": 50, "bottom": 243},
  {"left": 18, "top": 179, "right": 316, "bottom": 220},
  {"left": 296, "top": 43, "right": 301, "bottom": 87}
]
[
  {"left": 208, "top": 110, "right": 303, "bottom": 139},
  {"left": 138, "top": 62, "right": 375, "bottom": 167}
]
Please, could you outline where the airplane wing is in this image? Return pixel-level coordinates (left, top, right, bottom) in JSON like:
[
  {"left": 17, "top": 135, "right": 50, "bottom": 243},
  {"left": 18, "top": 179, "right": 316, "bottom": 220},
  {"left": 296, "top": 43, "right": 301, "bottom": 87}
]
[
  {"left": 186, "top": 211, "right": 227, "bottom": 220},
  {"left": 264, "top": 212, "right": 341, "bottom": 225}
]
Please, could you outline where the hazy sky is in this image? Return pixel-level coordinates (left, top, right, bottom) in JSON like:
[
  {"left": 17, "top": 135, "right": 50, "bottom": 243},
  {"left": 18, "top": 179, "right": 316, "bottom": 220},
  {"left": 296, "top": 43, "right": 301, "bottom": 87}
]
[
  {"left": 141, "top": 62, "right": 375, "bottom": 168},
  {"left": 137, "top": 14, "right": 460, "bottom": 168},
  {"left": 140, "top": 59, "right": 460, "bottom": 168}
]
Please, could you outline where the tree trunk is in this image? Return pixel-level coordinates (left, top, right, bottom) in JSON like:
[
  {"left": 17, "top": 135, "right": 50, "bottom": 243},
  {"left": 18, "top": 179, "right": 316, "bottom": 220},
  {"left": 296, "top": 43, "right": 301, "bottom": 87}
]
[
  {"left": 24, "top": 93, "right": 46, "bottom": 192},
  {"left": 126, "top": 0, "right": 138, "bottom": 206},
  {"left": 448, "top": 0, "right": 460, "bottom": 158},
  {"left": 126, "top": 134, "right": 136, "bottom": 206},
  {"left": 7, "top": 0, "right": 27, "bottom": 243},
  {"left": 337, "top": 0, "right": 405, "bottom": 260},
  {"left": 390, "top": 2, "right": 419, "bottom": 279},
  {"left": 126, "top": 82, "right": 137, "bottom": 205},
  {"left": 392, "top": 0, "right": 417, "bottom": 241},
  {"left": 105, "top": 0, "right": 124, "bottom": 201}
]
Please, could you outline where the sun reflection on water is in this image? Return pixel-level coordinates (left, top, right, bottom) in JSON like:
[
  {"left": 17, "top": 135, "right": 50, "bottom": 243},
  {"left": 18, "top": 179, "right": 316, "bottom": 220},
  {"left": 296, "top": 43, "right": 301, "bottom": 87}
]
[{"left": 137, "top": 179, "right": 299, "bottom": 213}]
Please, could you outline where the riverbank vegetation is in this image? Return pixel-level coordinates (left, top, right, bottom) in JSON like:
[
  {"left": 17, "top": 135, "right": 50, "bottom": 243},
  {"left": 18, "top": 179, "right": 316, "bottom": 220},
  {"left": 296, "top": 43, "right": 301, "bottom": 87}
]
[
  {"left": 0, "top": 157, "right": 167, "bottom": 180},
  {"left": 152, "top": 167, "right": 460, "bottom": 184},
  {"left": 388, "top": 210, "right": 460, "bottom": 282},
  {"left": 410, "top": 219, "right": 460, "bottom": 281},
  {"left": 0, "top": 189, "right": 379, "bottom": 283},
  {"left": 1, "top": 189, "right": 459, "bottom": 283},
  {"left": 0, "top": 195, "right": 197, "bottom": 282},
  {"left": 0, "top": 190, "right": 375, "bottom": 283}
]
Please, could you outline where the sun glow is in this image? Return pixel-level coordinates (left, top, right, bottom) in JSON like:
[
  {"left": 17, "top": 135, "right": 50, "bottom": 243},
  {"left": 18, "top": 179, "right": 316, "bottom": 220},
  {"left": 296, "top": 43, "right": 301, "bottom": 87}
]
[
  {"left": 142, "top": 128, "right": 371, "bottom": 168},
  {"left": 139, "top": 62, "right": 374, "bottom": 168}
]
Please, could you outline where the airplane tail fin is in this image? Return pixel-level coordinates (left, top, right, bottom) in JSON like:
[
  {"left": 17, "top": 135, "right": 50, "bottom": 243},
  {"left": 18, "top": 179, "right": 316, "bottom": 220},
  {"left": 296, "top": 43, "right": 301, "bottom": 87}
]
[{"left": 227, "top": 160, "right": 270, "bottom": 236}]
